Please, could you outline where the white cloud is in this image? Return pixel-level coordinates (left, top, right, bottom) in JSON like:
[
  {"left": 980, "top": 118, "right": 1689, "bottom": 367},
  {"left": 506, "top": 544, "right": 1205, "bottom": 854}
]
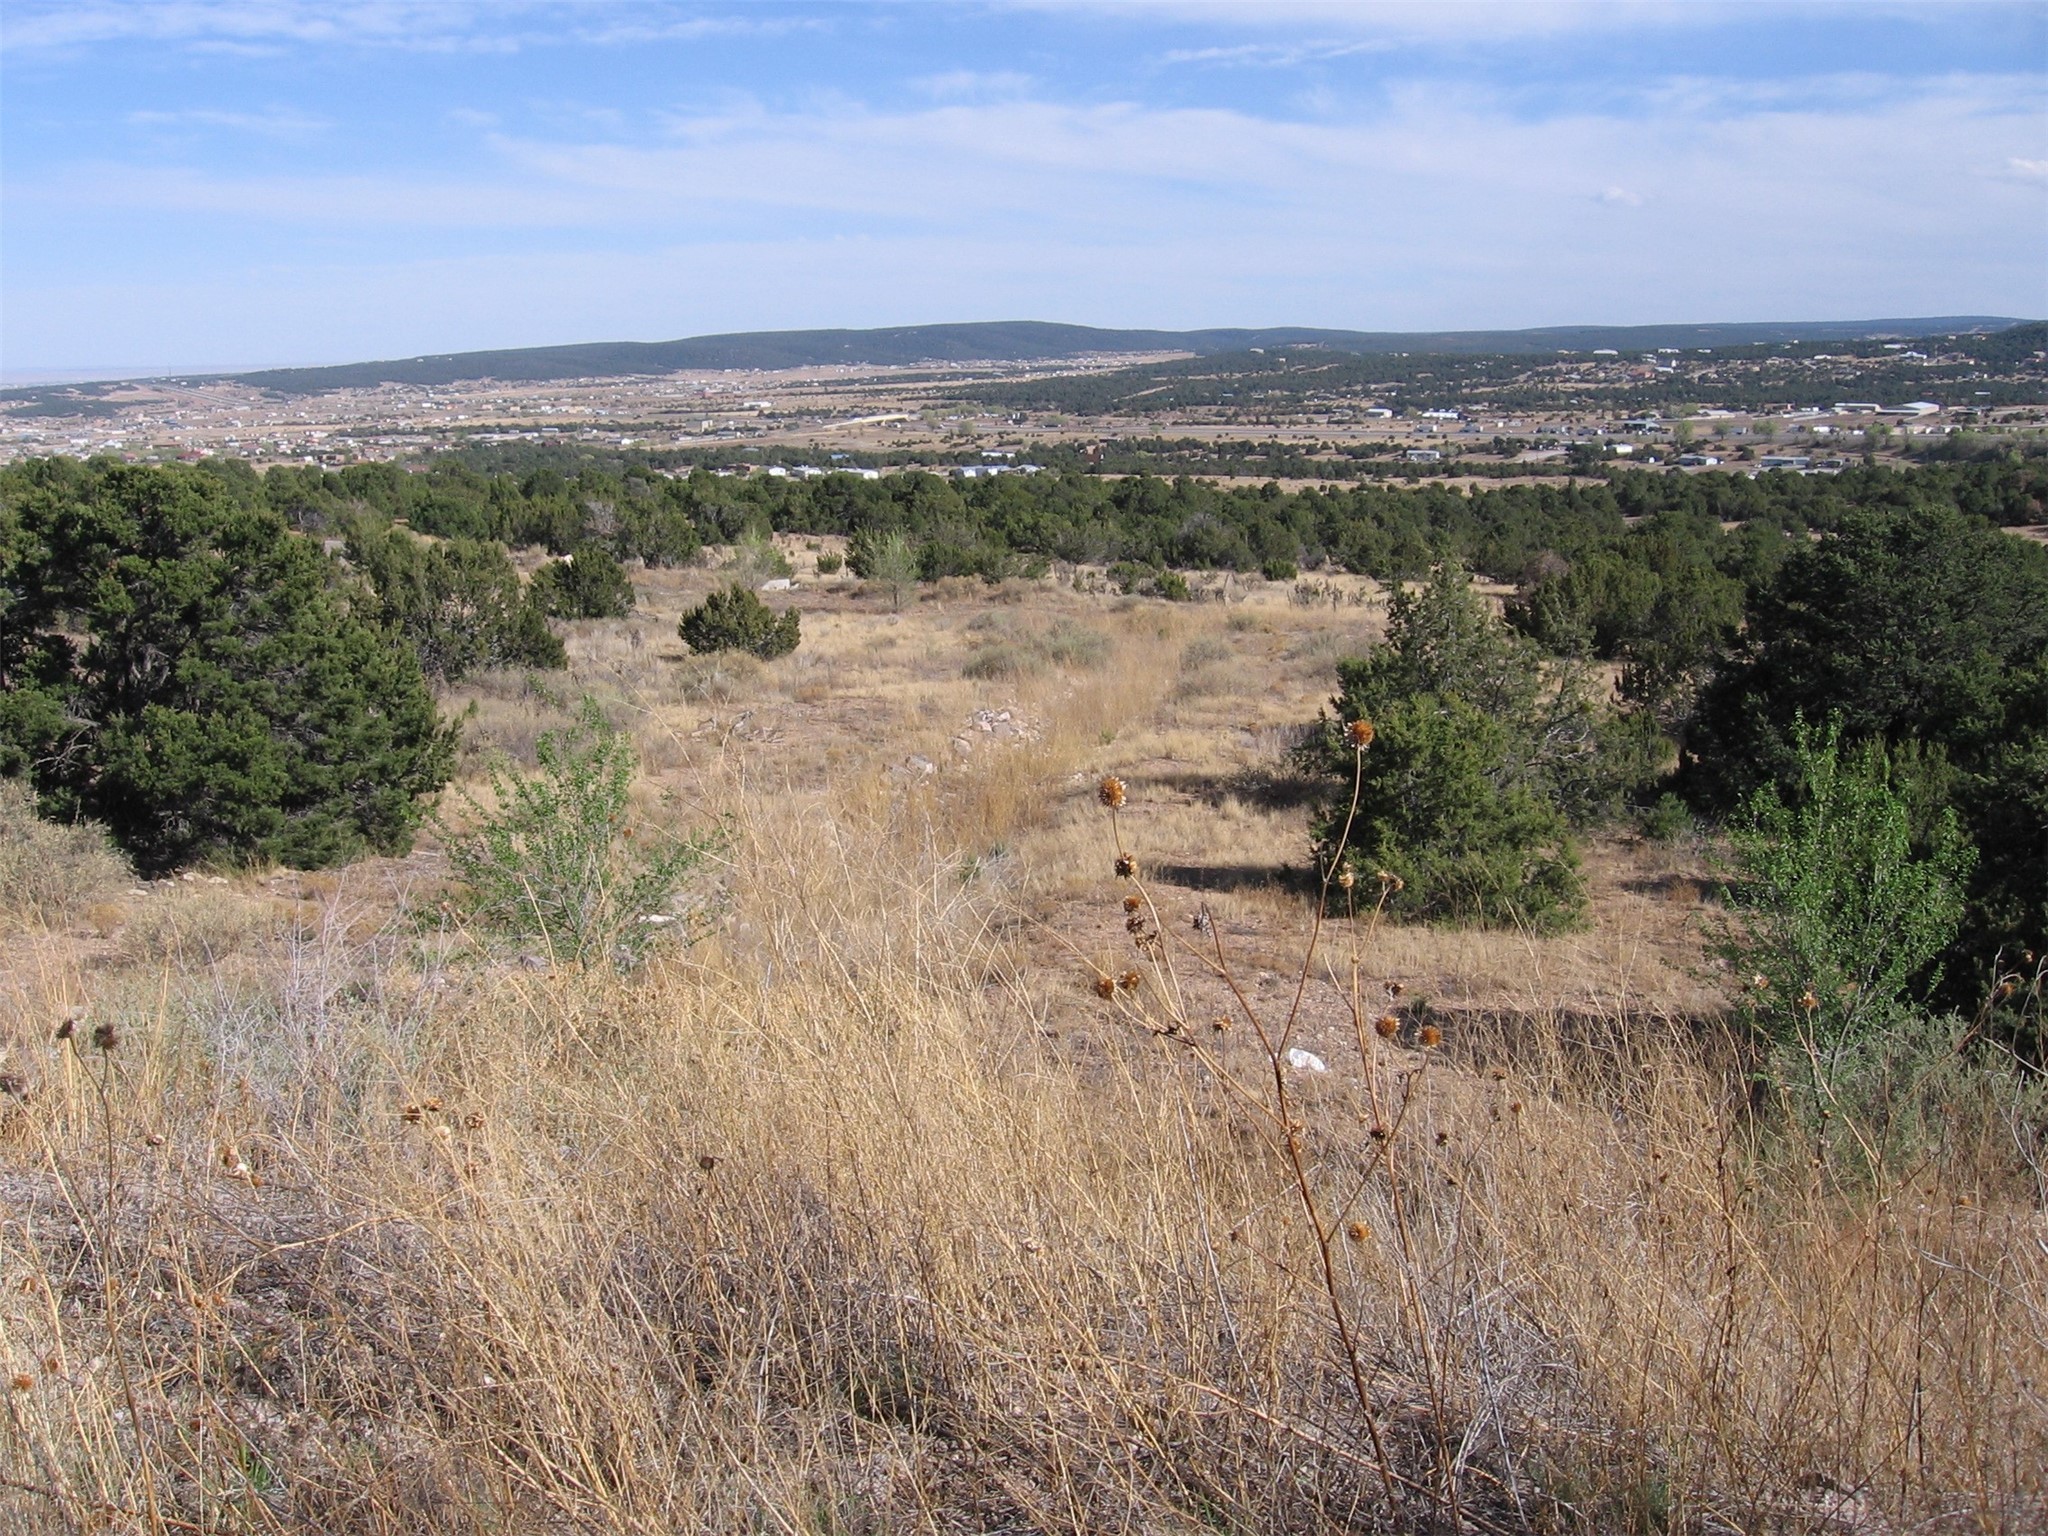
[
  {"left": 2, "top": 1, "right": 815, "bottom": 54},
  {"left": 127, "top": 106, "right": 331, "bottom": 137},
  {"left": 9, "top": 65, "right": 2044, "bottom": 367},
  {"left": 914, "top": 71, "right": 1037, "bottom": 101}
]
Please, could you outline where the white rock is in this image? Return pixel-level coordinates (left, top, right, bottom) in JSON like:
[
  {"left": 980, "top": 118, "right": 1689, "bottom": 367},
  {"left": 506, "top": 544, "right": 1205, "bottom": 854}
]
[
  {"left": 1285, "top": 1048, "right": 1328, "bottom": 1073},
  {"left": 758, "top": 578, "right": 795, "bottom": 592}
]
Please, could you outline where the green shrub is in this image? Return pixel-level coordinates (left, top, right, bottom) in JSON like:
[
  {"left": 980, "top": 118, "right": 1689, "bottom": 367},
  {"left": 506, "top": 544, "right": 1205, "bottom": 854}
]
[
  {"left": 1, "top": 464, "right": 456, "bottom": 873},
  {"left": 679, "top": 584, "right": 801, "bottom": 659},
  {"left": 1686, "top": 500, "right": 2048, "bottom": 986},
  {"left": 1260, "top": 557, "right": 1298, "bottom": 582},
  {"left": 847, "top": 528, "right": 917, "bottom": 608},
  {"left": 344, "top": 519, "right": 565, "bottom": 681},
  {"left": 815, "top": 553, "right": 844, "bottom": 575},
  {"left": 529, "top": 544, "right": 634, "bottom": 620},
  {"left": 1717, "top": 721, "right": 1975, "bottom": 1058},
  {"left": 1318, "top": 692, "right": 1584, "bottom": 929},
  {"left": 433, "top": 700, "right": 715, "bottom": 967},
  {"left": 1301, "top": 562, "right": 1654, "bottom": 929}
]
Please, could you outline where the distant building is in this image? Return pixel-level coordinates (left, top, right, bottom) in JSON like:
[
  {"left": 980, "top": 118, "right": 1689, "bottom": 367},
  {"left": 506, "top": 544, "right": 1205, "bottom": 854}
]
[
  {"left": 1675, "top": 453, "right": 1721, "bottom": 467},
  {"left": 1758, "top": 454, "right": 1812, "bottom": 470},
  {"left": 1405, "top": 448, "right": 1442, "bottom": 463}
]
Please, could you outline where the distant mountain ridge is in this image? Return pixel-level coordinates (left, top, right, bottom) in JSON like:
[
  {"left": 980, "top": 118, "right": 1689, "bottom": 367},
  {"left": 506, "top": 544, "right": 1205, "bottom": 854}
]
[{"left": 213, "top": 317, "right": 2030, "bottom": 394}]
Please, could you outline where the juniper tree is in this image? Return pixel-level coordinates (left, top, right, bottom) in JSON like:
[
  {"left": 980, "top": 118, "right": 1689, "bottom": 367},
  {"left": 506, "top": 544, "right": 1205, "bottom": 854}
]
[{"left": 1, "top": 463, "right": 456, "bottom": 872}]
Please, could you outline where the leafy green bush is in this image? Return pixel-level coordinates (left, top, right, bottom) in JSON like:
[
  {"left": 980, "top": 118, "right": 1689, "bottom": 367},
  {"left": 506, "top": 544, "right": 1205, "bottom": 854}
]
[
  {"left": 433, "top": 700, "right": 715, "bottom": 967},
  {"left": 1686, "top": 500, "right": 2047, "bottom": 987},
  {"left": 679, "top": 584, "right": 801, "bottom": 659},
  {"left": 529, "top": 544, "right": 635, "bottom": 620},
  {"left": 1718, "top": 721, "right": 1975, "bottom": 1056},
  {"left": 1, "top": 464, "right": 456, "bottom": 873},
  {"left": 815, "top": 552, "right": 844, "bottom": 575}
]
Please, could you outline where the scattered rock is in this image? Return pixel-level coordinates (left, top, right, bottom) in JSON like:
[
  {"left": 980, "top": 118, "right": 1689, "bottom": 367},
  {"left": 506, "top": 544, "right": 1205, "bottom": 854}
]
[{"left": 1285, "top": 1048, "right": 1328, "bottom": 1073}]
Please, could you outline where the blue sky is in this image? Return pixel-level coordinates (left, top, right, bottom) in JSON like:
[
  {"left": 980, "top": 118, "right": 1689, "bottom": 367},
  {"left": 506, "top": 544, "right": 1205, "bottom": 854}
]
[{"left": 3, "top": 1, "right": 2044, "bottom": 375}]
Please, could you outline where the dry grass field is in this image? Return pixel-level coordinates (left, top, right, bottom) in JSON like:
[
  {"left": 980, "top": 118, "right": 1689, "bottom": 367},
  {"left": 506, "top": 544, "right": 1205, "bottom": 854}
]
[{"left": 1, "top": 548, "right": 2042, "bottom": 1534}]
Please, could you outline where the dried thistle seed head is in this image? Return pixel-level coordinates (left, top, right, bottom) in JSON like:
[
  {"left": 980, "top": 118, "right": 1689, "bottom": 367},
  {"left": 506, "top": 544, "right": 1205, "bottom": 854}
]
[
  {"left": 697, "top": 1155, "right": 719, "bottom": 1172},
  {"left": 1368, "top": 1124, "right": 1390, "bottom": 1142},
  {"left": 1373, "top": 1014, "right": 1400, "bottom": 1039},
  {"left": 1434, "top": 1129, "right": 1449, "bottom": 1147},
  {"left": 1122, "top": 893, "right": 1142, "bottom": 913},
  {"left": 90, "top": 1023, "right": 117, "bottom": 1053},
  {"left": 1336, "top": 869, "right": 1355, "bottom": 890},
  {"left": 1386, "top": 981, "right": 1405, "bottom": 998},
  {"left": 1418, "top": 1025, "right": 1442, "bottom": 1049},
  {"left": 1750, "top": 973, "right": 1770, "bottom": 991},
  {"left": 1211, "top": 1016, "right": 1231, "bottom": 1032},
  {"left": 1094, "top": 973, "right": 1116, "bottom": 1000},
  {"left": 422, "top": 1096, "right": 444, "bottom": 1113},
  {"left": 1117, "top": 969, "right": 1142, "bottom": 992},
  {"left": 1125, "top": 913, "right": 1147, "bottom": 934},
  {"left": 9, "top": 1373, "right": 32, "bottom": 1392},
  {"left": 1097, "top": 776, "right": 1127, "bottom": 810},
  {"left": 464, "top": 1112, "right": 485, "bottom": 1131},
  {"left": 1114, "top": 854, "right": 1138, "bottom": 880},
  {"left": 1346, "top": 719, "right": 1376, "bottom": 749},
  {"left": 53, "top": 1019, "right": 75, "bottom": 1043},
  {"left": 400, "top": 1104, "right": 423, "bottom": 1125},
  {"left": 1798, "top": 989, "right": 1819, "bottom": 1012},
  {"left": 1344, "top": 1221, "right": 1370, "bottom": 1243}
]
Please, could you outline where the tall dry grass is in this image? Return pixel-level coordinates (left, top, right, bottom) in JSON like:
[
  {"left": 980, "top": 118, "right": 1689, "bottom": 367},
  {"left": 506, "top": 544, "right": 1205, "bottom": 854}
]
[{"left": 1, "top": 598, "right": 2042, "bottom": 1534}]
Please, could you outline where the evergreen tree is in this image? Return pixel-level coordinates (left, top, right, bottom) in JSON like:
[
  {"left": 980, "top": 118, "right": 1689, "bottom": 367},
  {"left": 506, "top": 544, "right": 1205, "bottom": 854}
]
[
  {"left": 1302, "top": 563, "right": 1654, "bottom": 928},
  {"left": 678, "top": 584, "right": 800, "bottom": 659},
  {"left": 344, "top": 519, "right": 565, "bottom": 681},
  {"left": 0, "top": 463, "right": 455, "bottom": 872},
  {"left": 530, "top": 544, "right": 635, "bottom": 620}
]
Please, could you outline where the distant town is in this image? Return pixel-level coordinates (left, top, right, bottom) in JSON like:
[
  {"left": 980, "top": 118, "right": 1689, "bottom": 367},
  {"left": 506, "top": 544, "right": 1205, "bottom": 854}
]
[{"left": 4, "top": 320, "right": 2041, "bottom": 481}]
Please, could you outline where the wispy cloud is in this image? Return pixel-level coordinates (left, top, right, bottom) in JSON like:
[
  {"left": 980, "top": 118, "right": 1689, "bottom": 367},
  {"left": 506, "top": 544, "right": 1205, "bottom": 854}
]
[
  {"left": 2, "top": 1, "right": 803, "bottom": 55},
  {"left": 127, "top": 106, "right": 331, "bottom": 138},
  {"left": 914, "top": 71, "right": 1037, "bottom": 102}
]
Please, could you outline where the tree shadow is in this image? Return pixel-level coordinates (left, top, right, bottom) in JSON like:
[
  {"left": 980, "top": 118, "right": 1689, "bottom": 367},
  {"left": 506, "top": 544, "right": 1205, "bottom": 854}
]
[
  {"left": 1152, "top": 861, "right": 1321, "bottom": 899},
  {"left": 1150, "top": 767, "right": 1326, "bottom": 812}
]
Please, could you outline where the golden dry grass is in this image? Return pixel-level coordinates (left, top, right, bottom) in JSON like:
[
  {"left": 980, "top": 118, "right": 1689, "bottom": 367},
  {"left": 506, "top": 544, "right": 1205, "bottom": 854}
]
[{"left": 0, "top": 571, "right": 2041, "bottom": 1533}]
